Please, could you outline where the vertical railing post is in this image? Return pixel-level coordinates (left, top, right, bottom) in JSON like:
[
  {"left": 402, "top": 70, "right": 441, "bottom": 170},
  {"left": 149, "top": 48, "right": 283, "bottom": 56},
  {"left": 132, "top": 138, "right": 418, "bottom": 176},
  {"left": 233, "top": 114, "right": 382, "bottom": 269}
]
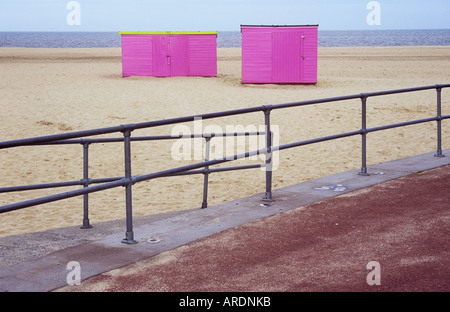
[
  {"left": 201, "top": 136, "right": 211, "bottom": 208},
  {"left": 121, "top": 129, "right": 137, "bottom": 244},
  {"left": 359, "top": 95, "right": 370, "bottom": 176},
  {"left": 435, "top": 87, "right": 445, "bottom": 157},
  {"left": 262, "top": 108, "right": 274, "bottom": 202},
  {"left": 80, "top": 142, "right": 92, "bottom": 229}
]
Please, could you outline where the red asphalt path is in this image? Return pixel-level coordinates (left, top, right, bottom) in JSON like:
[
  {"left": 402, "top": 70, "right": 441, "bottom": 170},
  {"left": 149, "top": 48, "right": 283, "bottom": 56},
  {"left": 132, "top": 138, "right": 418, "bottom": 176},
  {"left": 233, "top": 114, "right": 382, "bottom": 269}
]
[{"left": 60, "top": 165, "right": 450, "bottom": 292}]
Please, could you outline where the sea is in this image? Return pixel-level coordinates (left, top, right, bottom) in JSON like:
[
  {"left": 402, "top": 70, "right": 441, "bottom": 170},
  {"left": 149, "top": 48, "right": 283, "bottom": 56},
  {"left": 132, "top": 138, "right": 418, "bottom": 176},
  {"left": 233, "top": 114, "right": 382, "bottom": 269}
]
[{"left": 0, "top": 29, "right": 449, "bottom": 48}]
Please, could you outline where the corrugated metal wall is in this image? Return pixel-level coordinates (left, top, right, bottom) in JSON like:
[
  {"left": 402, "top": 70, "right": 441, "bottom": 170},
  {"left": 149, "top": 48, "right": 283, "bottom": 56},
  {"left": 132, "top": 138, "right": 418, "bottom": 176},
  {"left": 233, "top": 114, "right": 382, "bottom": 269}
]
[
  {"left": 241, "top": 28, "right": 273, "bottom": 83},
  {"left": 272, "top": 31, "right": 303, "bottom": 83},
  {"left": 152, "top": 36, "right": 170, "bottom": 77},
  {"left": 301, "top": 27, "right": 318, "bottom": 83},
  {"left": 121, "top": 35, "right": 153, "bottom": 77},
  {"left": 188, "top": 34, "right": 217, "bottom": 77},
  {"left": 241, "top": 25, "right": 318, "bottom": 84},
  {"left": 121, "top": 33, "right": 217, "bottom": 77},
  {"left": 168, "top": 35, "right": 189, "bottom": 77}
]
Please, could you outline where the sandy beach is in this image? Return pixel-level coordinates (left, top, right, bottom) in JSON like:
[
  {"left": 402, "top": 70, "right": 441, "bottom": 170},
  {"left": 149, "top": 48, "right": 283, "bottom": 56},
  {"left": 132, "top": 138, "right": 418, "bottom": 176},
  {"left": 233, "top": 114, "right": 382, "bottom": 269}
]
[{"left": 1, "top": 46, "right": 449, "bottom": 237}]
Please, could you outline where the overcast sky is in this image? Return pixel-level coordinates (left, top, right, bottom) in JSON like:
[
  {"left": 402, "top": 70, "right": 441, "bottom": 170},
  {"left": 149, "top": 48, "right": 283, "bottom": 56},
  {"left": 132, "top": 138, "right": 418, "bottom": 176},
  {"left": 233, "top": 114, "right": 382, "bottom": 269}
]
[{"left": 1, "top": 0, "right": 449, "bottom": 32}]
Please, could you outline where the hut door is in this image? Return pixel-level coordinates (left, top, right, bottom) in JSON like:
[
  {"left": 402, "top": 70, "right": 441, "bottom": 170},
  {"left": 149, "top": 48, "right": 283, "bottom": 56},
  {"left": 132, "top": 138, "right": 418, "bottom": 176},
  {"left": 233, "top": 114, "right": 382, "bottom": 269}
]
[
  {"left": 168, "top": 35, "right": 189, "bottom": 76},
  {"left": 153, "top": 36, "right": 189, "bottom": 77},
  {"left": 272, "top": 32, "right": 304, "bottom": 83},
  {"left": 153, "top": 36, "right": 171, "bottom": 77}
]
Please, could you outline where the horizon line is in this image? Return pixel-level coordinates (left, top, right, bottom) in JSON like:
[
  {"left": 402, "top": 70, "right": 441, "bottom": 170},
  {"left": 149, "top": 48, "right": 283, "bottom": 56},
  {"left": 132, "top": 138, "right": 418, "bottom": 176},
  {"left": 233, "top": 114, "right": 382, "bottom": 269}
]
[{"left": 1, "top": 28, "right": 450, "bottom": 33}]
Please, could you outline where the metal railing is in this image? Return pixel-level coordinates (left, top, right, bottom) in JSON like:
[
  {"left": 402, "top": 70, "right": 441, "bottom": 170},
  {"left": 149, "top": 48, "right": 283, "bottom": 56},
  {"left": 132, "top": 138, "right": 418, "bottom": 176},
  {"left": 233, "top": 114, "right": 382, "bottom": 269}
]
[{"left": 1, "top": 84, "right": 449, "bottom": 244}]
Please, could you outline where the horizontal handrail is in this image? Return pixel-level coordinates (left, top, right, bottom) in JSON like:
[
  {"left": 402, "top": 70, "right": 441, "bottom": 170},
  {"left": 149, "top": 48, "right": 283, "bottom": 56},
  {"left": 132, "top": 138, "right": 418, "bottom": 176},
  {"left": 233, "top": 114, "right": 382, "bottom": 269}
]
[
  {"left": 1, "top": 84, "right": 448, "bottom": 149},
  {"left": 0, "top": 164, "right": 265, "bottom": 194},
  {"left": 0, "top": 130, "right": 267, "bottom": 193},
  {"left": 0, "top": 177, "right": 122, "bottom": 193},
  {"left": 4, "top": 113, "right": 449, "bottom": 194},
  {"left": 29, "top": 132, "right": 266, "bottom": 146},
  {"left": 0, "top": 146, "right": 270, "bottom": 214},
  {"left": 366, "top": 116, "right": 450, "bottom": 133},
  {"left": 2, "top": 113, "right": 449, "bottom": 209}
]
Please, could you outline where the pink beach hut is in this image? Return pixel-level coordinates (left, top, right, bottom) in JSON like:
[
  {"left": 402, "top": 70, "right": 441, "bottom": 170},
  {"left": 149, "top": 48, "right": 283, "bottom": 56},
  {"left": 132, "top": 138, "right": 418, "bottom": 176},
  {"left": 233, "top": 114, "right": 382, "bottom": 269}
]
[
  {"left": 119, "top": 31, "right": 217, "bottom": 77},
  {"left": 240, "top": 25, "right": 318, "bottom": 84}
]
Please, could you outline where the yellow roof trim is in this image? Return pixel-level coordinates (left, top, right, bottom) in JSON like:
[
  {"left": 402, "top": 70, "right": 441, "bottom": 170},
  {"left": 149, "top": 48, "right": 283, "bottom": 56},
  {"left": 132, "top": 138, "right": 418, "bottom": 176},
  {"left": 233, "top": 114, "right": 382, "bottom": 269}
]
[{"left": 119, "top": 31, "right": 217, "bottom": 35}]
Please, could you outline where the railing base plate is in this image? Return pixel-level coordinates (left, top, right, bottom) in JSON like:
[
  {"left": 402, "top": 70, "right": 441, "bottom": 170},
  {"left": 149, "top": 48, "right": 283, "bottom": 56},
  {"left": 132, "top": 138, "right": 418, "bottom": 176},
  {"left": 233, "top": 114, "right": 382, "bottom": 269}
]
[{"left": 121, "top": 239, "right": 138, "bottom": 245}]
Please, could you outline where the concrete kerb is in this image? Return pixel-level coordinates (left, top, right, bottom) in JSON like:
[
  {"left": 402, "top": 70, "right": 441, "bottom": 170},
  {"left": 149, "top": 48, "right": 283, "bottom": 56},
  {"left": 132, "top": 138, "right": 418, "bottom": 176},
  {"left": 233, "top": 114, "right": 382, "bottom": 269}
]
[{"left": 0, "top": 150, "right": 448, "bottom": 292}]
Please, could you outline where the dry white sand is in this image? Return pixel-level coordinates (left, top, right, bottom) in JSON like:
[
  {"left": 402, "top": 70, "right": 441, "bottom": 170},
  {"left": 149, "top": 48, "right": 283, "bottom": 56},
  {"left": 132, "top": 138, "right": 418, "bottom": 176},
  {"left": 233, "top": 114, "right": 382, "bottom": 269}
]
[{"left": 1, "top": 46, "right": 449, "bottom": 237}]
